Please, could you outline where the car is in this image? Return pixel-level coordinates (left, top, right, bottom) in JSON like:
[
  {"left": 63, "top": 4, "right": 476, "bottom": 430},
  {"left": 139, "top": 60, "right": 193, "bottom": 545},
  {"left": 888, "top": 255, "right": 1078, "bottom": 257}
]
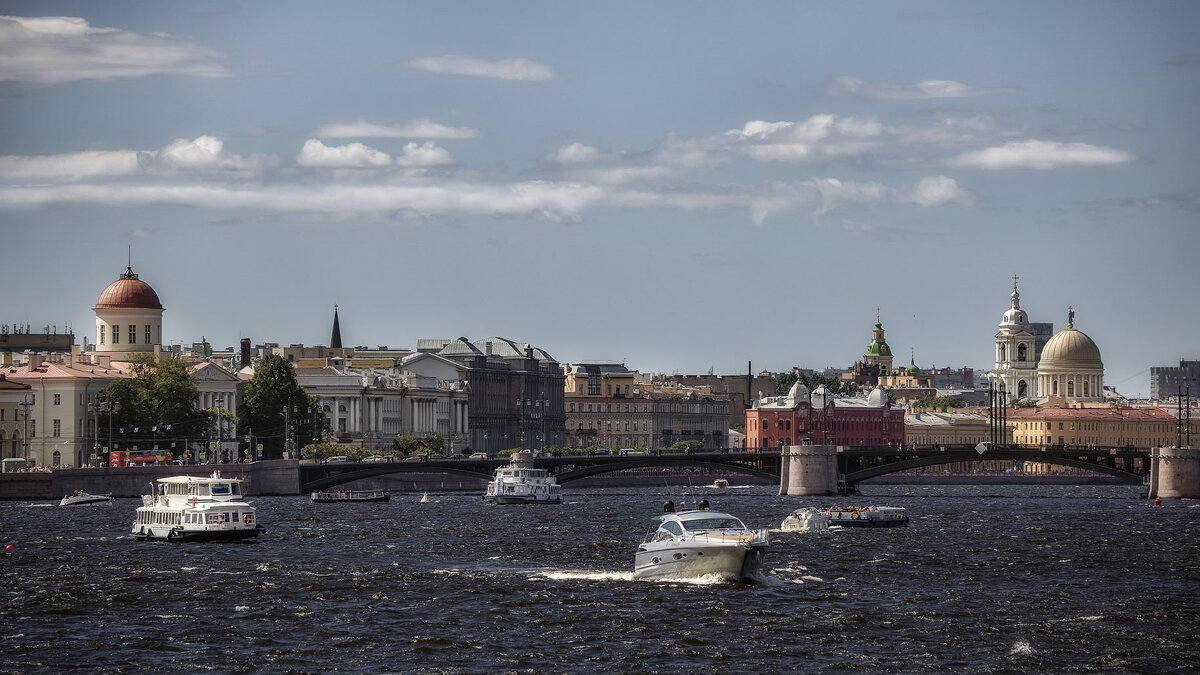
[
  {"left": 326, "top": 455, "right": 350, "bottom": 463},
  {"left": 363, "top": 455, "right": 389, "bottom": 463},
  {"left": 403, "top": 454, "right": 427, "bottom": 461},
  {"left": 468, "top": 452, "right": 488, "bottom": 460},
  {"left": 618, "top": 449, "right": 647, "bottom": 456}
]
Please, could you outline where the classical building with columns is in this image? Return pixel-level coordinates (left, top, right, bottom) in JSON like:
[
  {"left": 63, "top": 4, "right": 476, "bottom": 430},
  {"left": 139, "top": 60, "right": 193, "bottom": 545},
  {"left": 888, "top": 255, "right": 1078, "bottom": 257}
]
[
  {"left": 993, "top": 278, "right": 1040, "bottom": 400},
  {"left": 1037, "top": 307, "right": 1105, "bottom": 403},
  {"left": 7, "top": 265, "right": 240, "bottom": 467}
]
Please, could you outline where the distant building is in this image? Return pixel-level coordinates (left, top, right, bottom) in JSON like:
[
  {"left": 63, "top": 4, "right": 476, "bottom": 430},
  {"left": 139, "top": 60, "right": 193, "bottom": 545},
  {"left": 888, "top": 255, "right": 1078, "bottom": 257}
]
[
  {"left": 562, "top": 362, "right": 730, "bottom": 450},
  {"left": 904, "top": 411, "right": 994, "bottom": 446},
  {"left": 1008, "top": 405, "right": 1177, "bottom": 449},
  {"left": 1037, "top": 307, "right": 1104, "bottom": 403},
  {"left": 843, "top": 313, "right": 896, "bottom": 387},
  {"left": 653, "top": 369, "right": 776, "bottom": 431},
  {"left": 1150, "top": 360, "right": 1200, "bottom": 401},
  {"left": 427, "top": 337, "right": 565, "bottom": 455},
  {"left": 993, "top": 277, "right": 1041, "bottom": 400},
  {"left": 745, "top": 382, "right": 904, "bottom": 450}
]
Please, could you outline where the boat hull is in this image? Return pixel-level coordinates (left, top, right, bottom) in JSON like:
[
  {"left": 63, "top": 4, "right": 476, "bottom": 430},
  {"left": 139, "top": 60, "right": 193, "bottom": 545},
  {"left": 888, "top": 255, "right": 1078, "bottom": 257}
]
[
  {"left": 132, "top": 524, "right": 266, "bottom": 542},
  {"left": 827, "top": 517, "right": 909, "bottom": 528},
  {"left": 60, "top": 496, "right": 113, "bottom": 507},
  {"left": 485, "top": 494, "right": 563, "bottom": 505},
  {"left": 633, "top": 542, "right": 766, "bottom": 582}
]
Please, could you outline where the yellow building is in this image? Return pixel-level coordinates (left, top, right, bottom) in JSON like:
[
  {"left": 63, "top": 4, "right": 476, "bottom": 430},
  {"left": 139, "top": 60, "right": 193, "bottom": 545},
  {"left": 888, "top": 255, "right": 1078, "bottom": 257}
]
[
  {"left": 904, "top": 411, "right": 996, "bottom": 446},
  {"left": 1008, "top": 405, "right": 1178, "bottom": 449}
]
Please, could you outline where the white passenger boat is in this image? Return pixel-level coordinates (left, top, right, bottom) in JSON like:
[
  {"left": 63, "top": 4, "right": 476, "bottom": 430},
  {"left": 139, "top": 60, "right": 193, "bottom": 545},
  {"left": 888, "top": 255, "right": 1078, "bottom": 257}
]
[
  {"left": 59, "top": 491, "right": 114, "bottom": 507},
  {"left": 131, "top": 472, "right": 264, "bottom": 542},
  {"left": 805, "top": 505, "right": 909, "bottom": 528},
  {"left": 483, "top": 451, "right": 563, "bottom": 504},
  {"left": 634, "top": 506, "right": 769, "bottom": 582}
]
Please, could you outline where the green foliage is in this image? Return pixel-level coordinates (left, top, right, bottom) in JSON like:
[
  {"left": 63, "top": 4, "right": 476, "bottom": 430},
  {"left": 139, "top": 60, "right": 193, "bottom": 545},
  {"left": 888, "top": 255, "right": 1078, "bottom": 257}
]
[
  {"left": 497, "top": 447, "right": 522, "bottom": 457},
  {"left": 244, "top": 354, "right": 328, "bottom": 459},
  {"left": 910, "top": 396, "right": 965, "bottom": 411},
  {"left": 670, "top": 440, "right": 703, "bottom": 452},
  {"left": 775, "top": 372, "right": 798, "bottom": 396},
  {"left": 1013, "top": 399, "right": 1039, "bottom": 408},
  {"left": 102, "top": 355, "right": 211, "bottom": 450},
  {"left": 391, "top": 434, "right": 446, "bottom": 456},
  {"left": 301, "top": 442, "right": 346, "bottom": 463},
  {"left": 797, "top": 372, "right": 860, "bottom": 397}
]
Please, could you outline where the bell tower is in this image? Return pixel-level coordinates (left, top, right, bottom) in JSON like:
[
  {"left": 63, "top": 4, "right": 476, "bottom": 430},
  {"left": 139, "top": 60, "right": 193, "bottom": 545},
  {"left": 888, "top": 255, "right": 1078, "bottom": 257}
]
[{"left": 994, "top": 275, "right": 1038, "bottom": 400}]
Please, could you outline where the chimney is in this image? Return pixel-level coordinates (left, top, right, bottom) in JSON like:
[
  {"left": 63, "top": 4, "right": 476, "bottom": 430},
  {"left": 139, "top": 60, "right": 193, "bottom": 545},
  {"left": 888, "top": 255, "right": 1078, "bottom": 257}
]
[
  {"left": 28, "top": 353, "right": 42, "bottom": 370},
  {"left": 95, "top": 354, "right": 111, "bottom": 369},
  {"left": 240, "top": 338, "right": 251, "bottom": 369},
  {"left": 0, "top": 352, "right": 10, "bottom": 367}
]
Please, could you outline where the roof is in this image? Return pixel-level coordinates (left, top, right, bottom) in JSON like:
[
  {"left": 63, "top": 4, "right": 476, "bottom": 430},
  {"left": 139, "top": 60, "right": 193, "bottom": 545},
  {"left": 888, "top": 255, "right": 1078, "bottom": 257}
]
[
  {"left": 94, "top": 266, "right": 163, "bottom": 310},
  {"left": 1006, "top": 406, "right": 1174, "bottom": 421}
]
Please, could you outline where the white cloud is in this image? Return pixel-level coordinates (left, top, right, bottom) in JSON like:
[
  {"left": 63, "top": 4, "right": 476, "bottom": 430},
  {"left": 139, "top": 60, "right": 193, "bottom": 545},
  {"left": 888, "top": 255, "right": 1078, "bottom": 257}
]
[
  {"left": 908, "top": 176, "right": 974, "bottom": 207},
  {"left": 946, "top": 139, "right": 1136, "bottom": 170},
  {"left": 137, "top": 136, "right": 274, "bottom": 173},
  {"left": 395, "top": 142, "right": 454, "bottom": 167},
  {"left": 548, "top": 142, "right": 604, "bottom": 164},
  {"left": 405, "top": 55, "right": 554, "bottom": 81},
  {"left": 0, "top": 149, "right": 140, "bottom": 178},
  {"left": 314, "top": 120, "right": 478, "bottom": 140},
  {"left": 826, "top": 76, "right": 999, "bottom": 101},
  {"left": 0, "top": 15, "right": 230, "bottom": 84},
  {"left": 297, "top": 139, "right": 392, "bottom": 168}
]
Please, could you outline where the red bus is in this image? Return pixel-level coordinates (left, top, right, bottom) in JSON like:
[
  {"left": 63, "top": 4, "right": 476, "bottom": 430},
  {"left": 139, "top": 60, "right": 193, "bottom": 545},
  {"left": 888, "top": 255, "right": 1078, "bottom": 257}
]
[{"left": 109, "top": 451, "right": 175, "bottom": 467}]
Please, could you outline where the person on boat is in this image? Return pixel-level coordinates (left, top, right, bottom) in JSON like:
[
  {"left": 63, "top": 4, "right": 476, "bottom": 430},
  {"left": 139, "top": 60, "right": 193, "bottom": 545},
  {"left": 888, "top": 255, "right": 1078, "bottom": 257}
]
[
  {"left": 663, "top": 500, "right": 675, "bottom": 513},
  {"left": 698, "top": 499, "right": 710, "bottom": 510}
]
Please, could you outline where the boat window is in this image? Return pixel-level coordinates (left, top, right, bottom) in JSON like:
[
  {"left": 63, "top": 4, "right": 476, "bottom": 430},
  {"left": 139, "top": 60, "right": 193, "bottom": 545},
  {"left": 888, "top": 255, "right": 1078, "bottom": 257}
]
[
  {"left": 662, "top": 521, "right": 684, "bottom": 537},
  {"left": 211, "top": 483, "right": 230, "bottom": 496},
  {"left": 230, "top": 483, "right": 241, "bottom": 495},
  {"left": 682, "top": 518, "right": 744, "bottom": 531}
]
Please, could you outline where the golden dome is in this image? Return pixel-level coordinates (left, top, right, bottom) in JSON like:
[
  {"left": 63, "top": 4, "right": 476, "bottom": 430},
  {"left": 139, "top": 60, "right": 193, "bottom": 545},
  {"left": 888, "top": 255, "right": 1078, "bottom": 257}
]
[{"left": 1038, "top": 327, "right": 1102, "bottom": 373}]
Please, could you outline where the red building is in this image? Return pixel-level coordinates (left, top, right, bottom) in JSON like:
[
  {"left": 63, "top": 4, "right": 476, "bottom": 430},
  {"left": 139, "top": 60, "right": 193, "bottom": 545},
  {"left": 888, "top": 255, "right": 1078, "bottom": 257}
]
[{"left": 745, "top": 382, "right": 904, "bottom": 450}]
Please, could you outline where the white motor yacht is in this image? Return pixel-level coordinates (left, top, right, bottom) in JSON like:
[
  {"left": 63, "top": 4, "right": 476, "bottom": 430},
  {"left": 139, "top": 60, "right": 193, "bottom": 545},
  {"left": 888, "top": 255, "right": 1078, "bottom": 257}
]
[
  {"left": 483, "top": 451, "right": 563, "bottom": 504},
  {"left": 634, "top": 507, "right": 769, "bottom": 582},
  {"left": 780, "top": 507, "right": 831, "bottom": 531},
  {"left": 59, "top": 491, "right": 114, "bottom": 507},
  {"left": 131, "top": 471, "right": 264, "bottom": 542}
]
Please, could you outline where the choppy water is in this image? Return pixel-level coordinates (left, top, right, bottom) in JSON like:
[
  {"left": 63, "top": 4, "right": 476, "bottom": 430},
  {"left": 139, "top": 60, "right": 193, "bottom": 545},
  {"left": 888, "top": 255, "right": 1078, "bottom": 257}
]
[{"left": 2, "top": 484, "right": 1198, "bottom": 673}]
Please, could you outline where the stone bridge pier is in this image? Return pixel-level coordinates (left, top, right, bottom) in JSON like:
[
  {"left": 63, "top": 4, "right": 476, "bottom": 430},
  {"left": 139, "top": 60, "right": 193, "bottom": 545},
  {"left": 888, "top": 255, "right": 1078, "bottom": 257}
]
[
  {"left": 779, "top": 445, "right": 839, "bottom": 496},
  {"left": 1149, "top": 447, "right": 1200, "bottom": 499}
]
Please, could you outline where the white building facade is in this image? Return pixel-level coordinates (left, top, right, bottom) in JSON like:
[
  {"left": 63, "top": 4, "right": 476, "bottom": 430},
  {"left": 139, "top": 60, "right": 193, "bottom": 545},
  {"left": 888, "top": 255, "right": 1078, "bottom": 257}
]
[{"left": 993, "top": 278, "right": 1039, "bottom": 401}]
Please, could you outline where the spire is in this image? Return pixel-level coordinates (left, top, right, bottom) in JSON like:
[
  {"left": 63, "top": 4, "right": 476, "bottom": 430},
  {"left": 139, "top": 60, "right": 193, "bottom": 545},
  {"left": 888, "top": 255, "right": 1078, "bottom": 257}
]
[
  {"left": 1067, "top": 305, "right": 1074, "bottom": 330},
  {"left": 330, "top": 304, "right": 342, "bottom": 348},
  {"left": 1011, "top": 274, "right": 1020, "bottom": 309}
]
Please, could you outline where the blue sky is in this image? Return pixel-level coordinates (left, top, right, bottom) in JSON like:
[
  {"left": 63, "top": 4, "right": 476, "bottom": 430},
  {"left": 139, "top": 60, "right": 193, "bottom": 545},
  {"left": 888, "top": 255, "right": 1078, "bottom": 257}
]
[{"left": 1, "top": 2, "right": 1197, "bottom": 397}]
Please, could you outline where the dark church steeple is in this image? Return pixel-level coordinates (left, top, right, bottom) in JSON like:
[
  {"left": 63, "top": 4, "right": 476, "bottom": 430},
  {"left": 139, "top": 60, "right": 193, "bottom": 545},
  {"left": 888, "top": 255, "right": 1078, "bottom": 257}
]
[{"left": 330, "top": 304, "right": 342, "bottom": 348}]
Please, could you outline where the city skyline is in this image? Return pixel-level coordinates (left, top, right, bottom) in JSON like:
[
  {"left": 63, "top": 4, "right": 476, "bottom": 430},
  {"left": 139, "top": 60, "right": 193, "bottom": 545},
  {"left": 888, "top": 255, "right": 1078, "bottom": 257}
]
[{"left": 2, "top": 2, "right": 1198, "bottom": 398}]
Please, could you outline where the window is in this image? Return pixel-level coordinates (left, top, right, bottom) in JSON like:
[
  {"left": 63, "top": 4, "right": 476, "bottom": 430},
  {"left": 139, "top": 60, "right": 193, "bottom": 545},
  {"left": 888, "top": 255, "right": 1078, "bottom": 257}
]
[
  {"left": 53, "top": 394, "right": 60, "bottom": 405},
  {"left": 1017, "top": 343, "right": 1027, "bottom": 362},
  {"left": 1067, "top": 381, "right": 1074, "bottom": 397},
  {"left": 53, "top": 419, "right": 61, "bottom": 437},
  {"left": 128, "top": 325, "right": 136, "bottom": 344},
  {"left": 99, "top": 325, "right": 106, "bottom": 345},
  {"left": 112, "top": 325, "right": 119, "bottom": 344},
  {"left": 998, "top": 345, "right": 1006, "bottom": 362},
  {"left": 145, "top": 325, "right": 151, "bottom": 344},
  {"left": 31, "top": 419, "right": 35, "bottom": 437}
]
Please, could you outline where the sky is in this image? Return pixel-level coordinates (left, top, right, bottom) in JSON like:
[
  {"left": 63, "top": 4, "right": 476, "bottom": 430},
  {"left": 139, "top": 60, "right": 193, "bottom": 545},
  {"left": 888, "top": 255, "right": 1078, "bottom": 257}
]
[{"left": 1, "top": 2, "right": 1197, "bottom": 398}]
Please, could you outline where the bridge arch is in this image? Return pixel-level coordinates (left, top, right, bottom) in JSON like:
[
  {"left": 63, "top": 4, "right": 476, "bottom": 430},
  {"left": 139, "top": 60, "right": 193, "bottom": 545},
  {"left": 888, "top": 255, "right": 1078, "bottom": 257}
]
[
  {"left": 302, "top": 463, "right": 495, "bottom": 492},
  {"left": 845, "top": 449, "right": 1143, "bottom": 486},
  {"left": 553, "top": 457, "right": 778, "bottom": 484}
]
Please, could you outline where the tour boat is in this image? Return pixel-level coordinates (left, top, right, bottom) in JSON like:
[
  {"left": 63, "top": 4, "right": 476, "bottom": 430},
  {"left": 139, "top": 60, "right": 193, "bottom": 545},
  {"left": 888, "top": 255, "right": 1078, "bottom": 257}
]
[
  {"left": 813, "top": 505, "right": 909, "bottom": 528},
  {"left": 634, "top": 506, "right": 769, "bottom": 582},
  {"left": 483, "top": 451, "right": 563, "bottom": 504},
  {"left": 131, "top": 471, "right": 265, "bottom": 542},
  {"left": 311, "top": 489, "right": 390, "bottom": 503},
  {"left": 59, "top": 491, "right": 114, "bottom": 507}
]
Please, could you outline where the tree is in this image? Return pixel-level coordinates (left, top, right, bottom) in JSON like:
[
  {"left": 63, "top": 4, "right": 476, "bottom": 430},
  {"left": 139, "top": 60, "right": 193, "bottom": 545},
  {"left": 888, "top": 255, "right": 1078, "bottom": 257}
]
[
  {"left": 671, "top": 440, "right": 703, "bottom": 453},
  {"left": 910, "top": 396, "right": 965, "bottom": 411},
  {"left": 102, "top": 354, "right": 211, "bottom": 454},
  {"left": 243, "top": 354, "right": 328, "bottom": 459},
  {"left": 775, "top": 372, "right": 798, "bottom": 396}
]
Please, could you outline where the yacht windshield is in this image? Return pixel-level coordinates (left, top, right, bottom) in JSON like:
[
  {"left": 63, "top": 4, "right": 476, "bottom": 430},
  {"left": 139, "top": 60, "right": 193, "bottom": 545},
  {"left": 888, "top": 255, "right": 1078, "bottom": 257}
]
[
  {"left": 210, "top": 483, "right": 230, "bottom": 496},
  {"left": 682, "top": 518, "right": 744, "bottom": 531}
]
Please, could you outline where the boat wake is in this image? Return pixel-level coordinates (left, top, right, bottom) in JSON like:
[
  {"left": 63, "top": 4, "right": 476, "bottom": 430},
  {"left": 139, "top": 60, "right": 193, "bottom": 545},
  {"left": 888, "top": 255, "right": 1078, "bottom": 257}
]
[{"left": 535, "top": 570, "right": 634, "bottom": 583}]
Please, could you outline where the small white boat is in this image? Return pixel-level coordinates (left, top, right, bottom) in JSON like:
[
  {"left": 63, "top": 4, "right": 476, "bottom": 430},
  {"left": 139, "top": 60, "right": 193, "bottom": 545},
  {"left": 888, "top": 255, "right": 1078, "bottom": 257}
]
[
  {"left": 483, "top": 451, "right": 563, "bottom": 504},
  {"left": 419, "top": 492, "right": 429, "bottom": 503},
  {"left": 131, "top": 471, "right": 264, "bottom": 542},
  {"left": 780, "top": 507, "right": 831, "bottom": 531},
  {"left": 812, "top": 505, "right": 909, "bottom": 528},
  {"left": 710, "top": 479, "right": 730, "bottom": 488},
  {"left": 59, "top": 491, "right": 114, "bottom": 507},
  {"left": 311, "top": 489, "right": 390, "bottom": 503},
  {"left": 633, "top": 506, "right": 769, "bottom": 582}
]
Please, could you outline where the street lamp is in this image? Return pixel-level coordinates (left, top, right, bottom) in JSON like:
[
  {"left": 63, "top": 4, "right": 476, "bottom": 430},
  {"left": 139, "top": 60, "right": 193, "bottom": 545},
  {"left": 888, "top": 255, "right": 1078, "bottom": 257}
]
[{"left": 214, "top": 395, "right": 225, "bottom": 464}]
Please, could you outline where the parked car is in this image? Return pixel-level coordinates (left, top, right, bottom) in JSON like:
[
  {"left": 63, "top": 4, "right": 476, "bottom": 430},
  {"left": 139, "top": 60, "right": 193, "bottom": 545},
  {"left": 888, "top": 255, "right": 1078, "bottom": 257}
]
[{"left": 468, "top": 452, "right": 488, "bottom": 460}]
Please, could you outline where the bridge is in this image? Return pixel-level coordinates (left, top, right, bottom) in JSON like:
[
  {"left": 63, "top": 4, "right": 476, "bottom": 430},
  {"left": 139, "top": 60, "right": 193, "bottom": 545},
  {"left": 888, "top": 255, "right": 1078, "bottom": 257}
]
[
  {"left": 299, "top": 445, "right": 1153, "bottom": 493},
  {"left": 299, "top": 451, "right": 782, "bottom": 492}
]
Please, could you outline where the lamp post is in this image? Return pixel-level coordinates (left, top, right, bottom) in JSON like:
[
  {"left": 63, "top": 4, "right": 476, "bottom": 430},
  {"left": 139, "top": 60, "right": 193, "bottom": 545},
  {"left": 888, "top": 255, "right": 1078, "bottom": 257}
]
[
  {"left": 214, "top": 395, "right": 225, "bottom": 464},
  {"left": 18, "top": 394, "right": 32, "bottom": 463}
]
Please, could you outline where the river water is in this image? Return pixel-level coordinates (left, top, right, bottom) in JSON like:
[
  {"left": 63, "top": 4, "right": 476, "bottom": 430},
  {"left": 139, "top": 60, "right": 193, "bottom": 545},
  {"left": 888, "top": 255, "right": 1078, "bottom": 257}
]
[{"left": 2, "top": 484, "right": 1197, "bottom": 673}]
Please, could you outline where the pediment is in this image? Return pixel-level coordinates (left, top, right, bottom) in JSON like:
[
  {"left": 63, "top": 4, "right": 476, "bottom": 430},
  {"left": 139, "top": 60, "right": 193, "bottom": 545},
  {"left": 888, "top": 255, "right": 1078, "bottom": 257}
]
[{"left": 189, "top": 362, "right": 239, "bottom": 382}]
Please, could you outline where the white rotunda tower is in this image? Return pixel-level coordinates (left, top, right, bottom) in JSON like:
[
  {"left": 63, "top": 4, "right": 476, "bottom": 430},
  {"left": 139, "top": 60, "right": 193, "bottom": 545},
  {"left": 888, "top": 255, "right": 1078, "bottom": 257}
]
[
  {"left": 993, "top": 276, "right": 1038, "bottom": 400},
  {"left": 93, "top": 265, "right": 164, "bottom": 357}
]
